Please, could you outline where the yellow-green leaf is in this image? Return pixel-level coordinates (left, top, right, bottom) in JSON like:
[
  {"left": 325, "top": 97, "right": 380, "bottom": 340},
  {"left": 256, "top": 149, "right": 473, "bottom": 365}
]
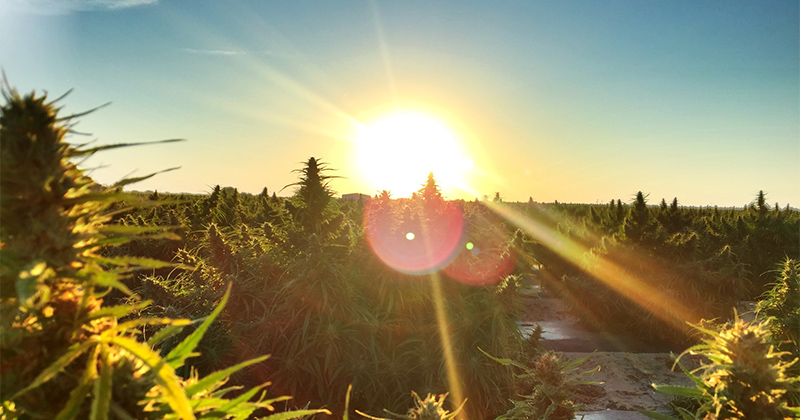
[{"left": 104, "top": 336, "right": 194, "bottom": 420}]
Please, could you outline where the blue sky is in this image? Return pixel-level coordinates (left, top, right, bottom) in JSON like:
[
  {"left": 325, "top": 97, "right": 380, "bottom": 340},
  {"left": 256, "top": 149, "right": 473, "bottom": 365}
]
[{"left": 1, "top": 0, "right": 797, "bottom": 206}]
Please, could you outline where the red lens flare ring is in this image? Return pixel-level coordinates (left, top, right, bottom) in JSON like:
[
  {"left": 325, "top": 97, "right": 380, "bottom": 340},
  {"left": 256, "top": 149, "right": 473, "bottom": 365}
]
[{"left": 364, "top": 201, "right": 514, "bottom": 285}]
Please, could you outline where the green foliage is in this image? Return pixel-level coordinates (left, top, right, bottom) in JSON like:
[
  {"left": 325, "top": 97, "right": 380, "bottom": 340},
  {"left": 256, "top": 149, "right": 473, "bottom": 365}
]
[
  {"left": 757, "top": 259, "right": 800, "bottom": 350},
  {"left": 357, "top": 392, "right": 465, "bottom": 420},
  {"left": 524, "top": 192, "right": 799, "bottom": 347},
  {"left": 643, "top": 317, "right": 800, "bottom": 420},
  {"left": 0, "top": 86, "right": 324, "bottom": 420},
  {"left": 483, "top": 349, "right": 600, "bottom": 420},
  {"left": 756, "top": 258, "right": 800, "bottom": 389},
  {"left": 121, "top": 169, "right": 525, "bottom": 418}
]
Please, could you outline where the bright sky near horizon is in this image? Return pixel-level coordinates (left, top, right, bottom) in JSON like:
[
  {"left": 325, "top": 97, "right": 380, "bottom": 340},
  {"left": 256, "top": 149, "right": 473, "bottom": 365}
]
[{"left": 1, "top": 0, "right": 798, "bottom": 207}]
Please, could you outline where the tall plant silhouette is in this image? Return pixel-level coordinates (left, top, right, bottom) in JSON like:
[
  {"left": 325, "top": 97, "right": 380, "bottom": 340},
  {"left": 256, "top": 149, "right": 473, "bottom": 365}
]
[{"left": 285, "top": 157, "right": 339, "bottom": 234}]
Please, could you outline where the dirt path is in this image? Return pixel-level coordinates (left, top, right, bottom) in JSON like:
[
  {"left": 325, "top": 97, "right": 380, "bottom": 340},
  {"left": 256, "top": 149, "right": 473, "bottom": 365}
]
[{"left": 518, "top": 285, "right": 695, "bottom": 417}]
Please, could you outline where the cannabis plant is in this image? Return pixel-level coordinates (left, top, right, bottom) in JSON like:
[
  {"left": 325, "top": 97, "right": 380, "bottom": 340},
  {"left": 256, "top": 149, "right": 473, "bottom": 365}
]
[
  {"left": 644, "top": 318, "right": 800, "bottom": 420},
  {"left": 357, "top": 392, "right": 465, "bottom": 420},
  {"left": 482, "top": 349, "right": 600, "bottom": 420},
  {"left": 756, "top": 258, "right": 800, "bottom": 355},
  {"left": 0, "top": 86, "right": 326, "bottom": 419}
]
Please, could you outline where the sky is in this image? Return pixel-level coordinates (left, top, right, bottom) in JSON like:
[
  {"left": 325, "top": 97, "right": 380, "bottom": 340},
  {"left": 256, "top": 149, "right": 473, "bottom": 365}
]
[{"left": 1, "top": 0, "right": 798, "bottom": 207}]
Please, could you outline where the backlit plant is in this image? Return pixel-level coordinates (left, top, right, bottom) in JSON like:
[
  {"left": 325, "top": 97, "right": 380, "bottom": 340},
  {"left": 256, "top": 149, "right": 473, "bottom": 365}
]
[
  {"left": 0, "top": 86, "right": 326, "bottom": 419},
  {"left": 643, "top": 317, "right": 800, "bottom": 419}
]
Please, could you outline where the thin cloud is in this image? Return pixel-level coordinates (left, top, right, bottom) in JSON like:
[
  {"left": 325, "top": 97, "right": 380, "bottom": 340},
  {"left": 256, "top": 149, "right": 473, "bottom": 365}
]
[
  {"left": 183, "top": 48, "right": 246, "bottom": 56},
  {"left": 2, "top": 0, "right": 158, "bottom": 14},
  {"left": 182, "top": 48, "right": 279, "bottom": 57}
]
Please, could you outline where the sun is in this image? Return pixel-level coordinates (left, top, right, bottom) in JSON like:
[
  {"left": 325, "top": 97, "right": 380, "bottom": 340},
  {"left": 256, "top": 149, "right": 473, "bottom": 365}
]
[{"left": 354, "top": 112, "right": 474, "bottom": 197}]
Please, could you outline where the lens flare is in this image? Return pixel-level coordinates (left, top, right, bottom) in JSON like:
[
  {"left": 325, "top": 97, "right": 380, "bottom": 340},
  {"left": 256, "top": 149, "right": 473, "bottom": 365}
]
[
  {"left": 443, "top": 223, "right": 516, "bottom": 287},
  {"left": 483, "top": 201, "right": 700, "bottom": 333},
  {"left": 364, "top": 200, "right": 464, "bottom": 275}
]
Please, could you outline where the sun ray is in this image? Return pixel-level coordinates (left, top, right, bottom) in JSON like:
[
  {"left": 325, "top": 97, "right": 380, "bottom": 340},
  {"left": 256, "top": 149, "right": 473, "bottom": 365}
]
[
  {"left": 368, "top": 0, "right": 399, "bottom": 105},
  {"left": 483, "top": 201, "right": 700, "bottom": 335},
  {"left": 430, "top": 271, "right": 466, "bottom": 418},
  {"left": 354, "top": 111, "right": 474, "bottom": 197}
]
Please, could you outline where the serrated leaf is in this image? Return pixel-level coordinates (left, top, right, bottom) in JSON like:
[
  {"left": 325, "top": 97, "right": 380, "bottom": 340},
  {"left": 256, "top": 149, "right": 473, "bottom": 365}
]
[
  {"left": 71, "top": 139, "right": 184, "bottom": 156},
  {"left": 185, "top": 355, "right": 269, "bottom": 398},
  {"left": 260, "top": 409, "right": 332, "bottom": 420},
  {"left": 90, "top": 270, "right": 133, "bottom": 295},
  {"left": 148, "top": 324, "right": 186, "bottom": 347},
  {"left": 55, "top": 345, "right": 101, "bottom": 420},
  {"left": 166, "top": 284, "right": 231, "bottom": 369},
  {"left": 10, "top": 340, "right": 96, "bottom": 401},
  {"left": 89, "top": 255, "right": 174, "bottom": 269},
  {"left": 109, "top": 317, "right": 191, "bottom": 336},
  {"left": 104, "top": 336, "right": 194, "bottom": 420},
  {"left": 113, "top": 167, "right": 181, "bottom": 188},
  {"left": 90, "top": 345, "right": 113, "bottom": 420},
  {"left": 478, "top": 347, "right": 525, "bottom": 369},
  {"left": 56, "top": 380, "right": 94, "bottom": 420},
  {"left": 216, "top": 385, "right": 262, "bottom": 413},
  {"left": 86, "top": 302, "right": 149, "bottom": 321},
  {"left": 96, "top": 224, "right": 182, "bottom": 242}
]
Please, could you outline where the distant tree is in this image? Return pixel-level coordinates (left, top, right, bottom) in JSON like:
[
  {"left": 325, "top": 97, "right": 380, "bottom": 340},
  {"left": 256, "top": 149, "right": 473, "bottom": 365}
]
[{"left": 493, "top": 192, "right": 502, "bottom": 203}]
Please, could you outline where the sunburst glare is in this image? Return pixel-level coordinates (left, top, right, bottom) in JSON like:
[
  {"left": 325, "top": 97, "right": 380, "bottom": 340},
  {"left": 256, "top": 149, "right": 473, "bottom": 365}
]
[{"left": 355, "top": 112, "right": 474, "bottom": 198}]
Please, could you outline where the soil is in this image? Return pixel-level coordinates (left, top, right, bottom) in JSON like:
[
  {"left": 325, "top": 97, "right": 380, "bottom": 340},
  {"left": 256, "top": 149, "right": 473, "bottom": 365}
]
[
  {"left": 565, "top": 351, "right": 696, "bottom": 412},
  {"left": 518, "top": 286, "right": 700, "bottom": 416}
]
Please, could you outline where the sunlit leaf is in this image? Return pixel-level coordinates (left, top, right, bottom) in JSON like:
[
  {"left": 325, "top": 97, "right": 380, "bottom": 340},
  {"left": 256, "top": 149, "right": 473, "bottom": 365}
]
[
  {"left": 165, "top": 283, "right": 231, "bottom": 369},
  {"left": 184, "top": 355, "right": 269, "bottom": 397},
  {"left": 104, "top": 336, "right": 194, "bottom": 420}
]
